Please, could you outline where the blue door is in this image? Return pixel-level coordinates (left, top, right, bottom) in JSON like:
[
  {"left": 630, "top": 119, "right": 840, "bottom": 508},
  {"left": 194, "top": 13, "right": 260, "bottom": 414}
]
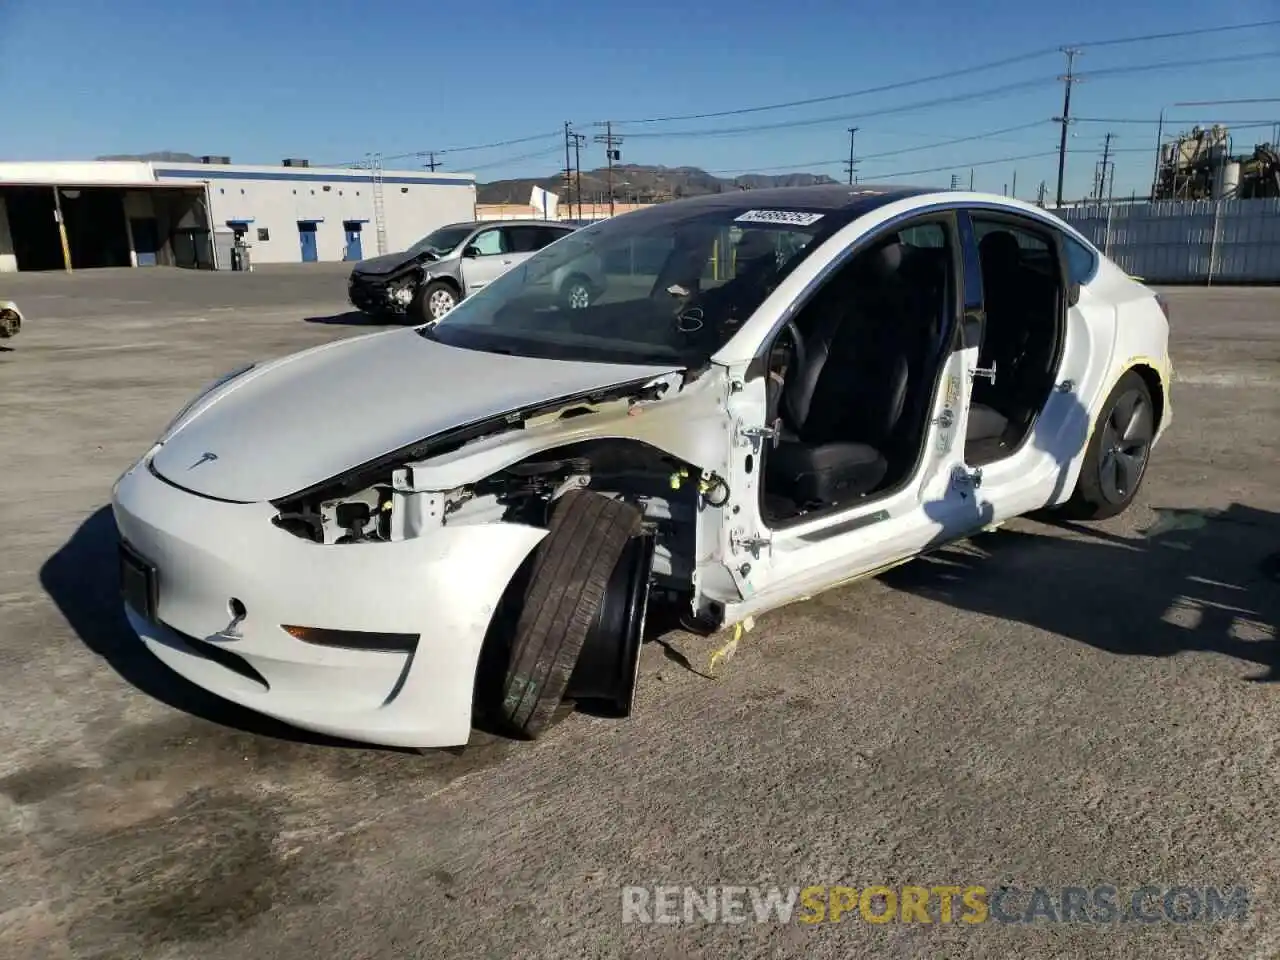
[
  {"left": 343, "top": 222, "right": 363, "bottom": 261},
  {"left": 131, "top": 218, "right": 160, "bottom": 266},
  {"left": 298, "top": 223, "right": 318, "bottom": 262}
]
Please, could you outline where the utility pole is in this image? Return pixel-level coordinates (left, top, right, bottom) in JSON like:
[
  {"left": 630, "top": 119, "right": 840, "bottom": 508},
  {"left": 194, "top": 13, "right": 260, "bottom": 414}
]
[
  {"left": 1149, "top": 108, "right": 1165, "bottom": 201},
  {"left": 969, "top": 168, "right": 974, "bottom": 190},
  {"left": 1037, "top": 180, "right": 1047, "bottom": 206},
  {"left": 594, "top": 121, "right": 624, "bottom": 217},
  {"left": 1094, "top": 131, "right": 1114, "bottom": 201},
  {"left": 421, "top": 152, "right": 440, "bottom": 171},
  {"left": 1011, "top": 170, "right": 1017, "bottom": 198},
  {"left": 570, "top": 129, "right": 586, "bottom": 221},
  {"left": 1054, "top": 47, "right": 1082, "bottom": 208},
  {"left": 845, "top": 127, "right": 859, "bottom": 185},
  {"left": 563, "top": 121, "right": 574, "bottom": 217}
]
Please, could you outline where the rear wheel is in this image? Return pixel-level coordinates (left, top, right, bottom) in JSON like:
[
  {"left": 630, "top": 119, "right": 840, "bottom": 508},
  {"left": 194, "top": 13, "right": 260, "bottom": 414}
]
[
  {"left": 1061, "top": 370, "right": 1155, "bottom": 520},
  {"left": 497, "top": 489, "right": 645, "bottom": 739},
  {"left": 414, "top": 280, "right": 459, "bottom": 323}
]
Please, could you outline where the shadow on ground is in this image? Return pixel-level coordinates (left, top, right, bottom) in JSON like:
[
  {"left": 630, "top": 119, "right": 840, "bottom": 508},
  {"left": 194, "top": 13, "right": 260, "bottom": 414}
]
[
  {"left": 303, "top": 310, "right": 390, "bottom": 326},
  {"left": 39, "top": 506, "right": 421, "bottom": 751},
  {"left": 882, "top": 502, "right": 1280, "bottom": 680}
]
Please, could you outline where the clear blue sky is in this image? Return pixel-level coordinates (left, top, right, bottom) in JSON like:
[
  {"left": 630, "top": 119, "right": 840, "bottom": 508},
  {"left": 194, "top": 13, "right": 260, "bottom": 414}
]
[{"left": 3, "top": 0, "right": 1278, "bottom": 201}]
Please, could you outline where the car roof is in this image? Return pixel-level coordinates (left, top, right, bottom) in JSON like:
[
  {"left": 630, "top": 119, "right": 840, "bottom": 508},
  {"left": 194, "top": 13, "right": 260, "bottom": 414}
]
[
  {"left": 647, "top": 183, "right": 933, "bottom": 214},
  {"left": 448, "top": 219, "right": 575, "bottom": 230}
]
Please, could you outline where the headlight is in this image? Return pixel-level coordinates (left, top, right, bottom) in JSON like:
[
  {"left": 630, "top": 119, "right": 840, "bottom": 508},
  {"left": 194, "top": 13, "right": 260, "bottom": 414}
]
[{"left": 158, "top": 362, "right": 256, "bottom": 440}]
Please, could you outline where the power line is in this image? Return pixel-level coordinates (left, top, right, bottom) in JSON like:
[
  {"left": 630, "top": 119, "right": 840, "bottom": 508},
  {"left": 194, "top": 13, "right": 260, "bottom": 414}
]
[
  {"left": 609, "top": 48, "right": 1280, "bottom": 144},
  {"left": 608, "top": 18, "right": 1280, "bottom": 126},
  {"left": 464, "top": 145, "right": 564, "bottom": 173},
  {"left": 620, "top": 76, "right": 1059, "bottom": 140},
  {"left": 328, "top": 131, "right": 562, "bottom": 168},
  {"left": 1076, "top": 48, "right": 1280, "bottom": 80},
  {"left": 611, "top": 50, "right": 1051, "bottom": 125},
  {"left": 1066, "top": 19, "right": 1280, "bottom": 48},
  {"left": 856, "top": 120, "right": 1051, "bottom": 163},
  {"left": 877, "top": 150, "right": 1061, "bottom": 180},
  {"left": 1175, "top": 97, "right": 1280, "bottom": 105},
  {"left": 1074, "top": 116, "right": 1280, "bottom": 124}
]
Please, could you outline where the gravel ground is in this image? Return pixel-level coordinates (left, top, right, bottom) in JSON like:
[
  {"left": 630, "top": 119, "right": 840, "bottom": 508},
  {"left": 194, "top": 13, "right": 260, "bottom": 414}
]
[{"left": 0, "top": 266, "right": 1277, "bottom": 960}]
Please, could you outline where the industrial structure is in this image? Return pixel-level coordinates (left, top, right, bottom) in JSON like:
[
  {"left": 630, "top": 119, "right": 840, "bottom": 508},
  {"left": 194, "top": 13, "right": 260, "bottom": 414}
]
[
  {"left": 0, "top": 157, "right": 476, "bottom": 272},
  {"left": 1151, "top": 124, "right": 1280, "bottom": 201}
]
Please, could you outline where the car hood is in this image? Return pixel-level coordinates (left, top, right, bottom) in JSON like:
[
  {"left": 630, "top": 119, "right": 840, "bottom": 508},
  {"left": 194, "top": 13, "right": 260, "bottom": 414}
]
[
  {"left": 351, "top": 251, "right": 424, "bottom": 275},
  {"left": 151, "top": 329, "right": 678, "bottom": 503}
]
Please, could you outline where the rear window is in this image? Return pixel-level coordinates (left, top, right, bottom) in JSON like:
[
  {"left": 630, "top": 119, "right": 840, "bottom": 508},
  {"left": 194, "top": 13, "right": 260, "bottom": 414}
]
[{"left": 1063, "top": 234, "right": 1098, "bottom": 284}]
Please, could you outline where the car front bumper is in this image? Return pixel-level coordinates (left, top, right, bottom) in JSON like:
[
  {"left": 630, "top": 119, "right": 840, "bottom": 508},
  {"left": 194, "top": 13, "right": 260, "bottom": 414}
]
[
  {"left": 347, "top": 274, "right": 411, "bottom": 315},
  {"left": 110, "top": 451, "right": 546, "bottom": 747}
]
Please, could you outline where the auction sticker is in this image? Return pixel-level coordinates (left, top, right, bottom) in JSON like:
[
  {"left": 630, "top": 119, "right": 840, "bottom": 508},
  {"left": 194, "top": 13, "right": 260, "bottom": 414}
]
[{"left": 734, "top": 209, "right": 825, "bottom": 226}]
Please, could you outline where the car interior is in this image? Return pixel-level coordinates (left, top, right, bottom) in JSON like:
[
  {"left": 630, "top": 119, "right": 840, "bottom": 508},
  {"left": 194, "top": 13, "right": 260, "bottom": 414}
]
[
  {"left": 759, "top": 215, "right": 1066, "bottom": 525},
  {"left": 964, "top": 218, "right": 1066, "bottom": 467}
]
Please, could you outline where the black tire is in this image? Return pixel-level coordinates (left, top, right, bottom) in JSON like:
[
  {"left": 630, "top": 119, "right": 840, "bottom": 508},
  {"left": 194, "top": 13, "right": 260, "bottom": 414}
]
[
  {"left": 560, "top": 274, "right": 594, "bottom": 310},
  {"left": 413, "top": 280, "right": 460, "bottom": 323},
  {"left": 1061, "top": 370, "right": 1155, "bottom": 520},
  {"left": 499, "top": 488, "right": 643, "bottom": 739}
]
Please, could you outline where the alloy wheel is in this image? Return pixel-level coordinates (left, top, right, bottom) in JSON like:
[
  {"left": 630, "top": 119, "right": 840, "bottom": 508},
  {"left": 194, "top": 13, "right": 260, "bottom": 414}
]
[
  {"left": 428, "top": 289, "right": 457, "bottom": 320},
  {"left": 1097, "top": 388, "right": 1153, "bottom": 504}
]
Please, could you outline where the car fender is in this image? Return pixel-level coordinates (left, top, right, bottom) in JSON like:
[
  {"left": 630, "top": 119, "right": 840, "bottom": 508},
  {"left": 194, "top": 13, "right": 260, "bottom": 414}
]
[
  {"left": 421, "top": 257, "right": 464, "bottom": 293},
  {"left": 398, "top": 369, "right": 730, "bottom": 492}
]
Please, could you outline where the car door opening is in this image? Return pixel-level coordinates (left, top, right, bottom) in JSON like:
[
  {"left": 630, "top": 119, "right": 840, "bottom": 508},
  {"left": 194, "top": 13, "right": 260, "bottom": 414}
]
[
  {"left": 759, "top": 219, "right": 961, "bottom": 525},
  {"left": 964, "top": 215, "right": 1068, "bottom": 467}
]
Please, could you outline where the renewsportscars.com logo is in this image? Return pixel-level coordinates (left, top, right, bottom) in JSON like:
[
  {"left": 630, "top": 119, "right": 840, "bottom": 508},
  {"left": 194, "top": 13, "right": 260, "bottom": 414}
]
[{"left": 621, "top": 884, "right": 1250, "bottom": 925}]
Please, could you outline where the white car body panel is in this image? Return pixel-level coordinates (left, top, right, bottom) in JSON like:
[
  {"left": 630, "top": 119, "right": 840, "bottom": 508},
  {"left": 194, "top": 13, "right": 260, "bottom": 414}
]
[
  {"left": 114, "top": 453, "right": 547, "bottom": 748},
  {"left": 111, "top": 188, "right": 1172, "bottom": 747},
  {"left": 152, "top": 327, "right": 676, "bottom": 503}
]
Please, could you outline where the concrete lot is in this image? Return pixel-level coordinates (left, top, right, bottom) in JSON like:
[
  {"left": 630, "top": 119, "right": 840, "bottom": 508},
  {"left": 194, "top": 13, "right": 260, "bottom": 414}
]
[{"left": 1, "top": 265, "right": 1278, "bottom": 959}]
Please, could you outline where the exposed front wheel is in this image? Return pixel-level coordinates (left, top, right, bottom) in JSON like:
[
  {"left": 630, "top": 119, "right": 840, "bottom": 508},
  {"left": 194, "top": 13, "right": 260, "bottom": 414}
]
[
  {"left": 415, "top": 280, "right": 459, "bottom": 323},
  {"left": 497, "top": 489, "right": 647, "bottom": 739},
  {"left": 1061, "top": 370, "right": 1155, "bottom": 520}
]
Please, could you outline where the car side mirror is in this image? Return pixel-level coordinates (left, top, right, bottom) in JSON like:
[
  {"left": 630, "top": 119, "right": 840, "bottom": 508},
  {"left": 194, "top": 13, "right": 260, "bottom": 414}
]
[{"left": 462, "top": 245, "right": 481, "bottom": 258}]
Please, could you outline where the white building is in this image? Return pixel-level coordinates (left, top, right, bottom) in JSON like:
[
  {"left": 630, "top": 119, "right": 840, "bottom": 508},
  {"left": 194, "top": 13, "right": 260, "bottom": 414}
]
[{"left": 0, "top": 158, "right": 476, "bottom": 272}]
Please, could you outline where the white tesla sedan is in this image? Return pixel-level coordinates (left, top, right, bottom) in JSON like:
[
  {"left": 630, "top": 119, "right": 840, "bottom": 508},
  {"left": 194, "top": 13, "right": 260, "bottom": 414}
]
[{"left": 112, "top": 185, "right": 1172, "bottom": 748}]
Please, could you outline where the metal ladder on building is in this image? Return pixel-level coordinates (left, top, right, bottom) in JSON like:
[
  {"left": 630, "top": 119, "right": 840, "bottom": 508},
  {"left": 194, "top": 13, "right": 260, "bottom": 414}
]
[{"left": 370, "top": 152, "right": 389, "bottom": 255}]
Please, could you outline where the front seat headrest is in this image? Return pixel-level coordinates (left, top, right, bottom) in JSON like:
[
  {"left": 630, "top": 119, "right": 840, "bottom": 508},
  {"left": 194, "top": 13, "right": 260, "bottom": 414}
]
[{"left": 979, "top": 230, "right": 1022, "bottom": 272}]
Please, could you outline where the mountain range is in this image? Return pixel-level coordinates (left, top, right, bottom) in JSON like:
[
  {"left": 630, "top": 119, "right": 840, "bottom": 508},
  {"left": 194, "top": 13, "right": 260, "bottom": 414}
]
[
  {"left": 476, "top": 163, "right": 840, "bottom": 204},
  {"left": 92, "top": 155, "right": 839, "bottom": 201}
]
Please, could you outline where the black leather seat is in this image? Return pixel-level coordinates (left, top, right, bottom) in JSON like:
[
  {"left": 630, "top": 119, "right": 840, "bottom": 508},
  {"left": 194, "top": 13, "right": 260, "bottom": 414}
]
[
  {"left": 967, "top": 231, "right": 1023, "bottom": 444},
  {"left": 766, "top": 241, "right": 915, "bottom": 507}
]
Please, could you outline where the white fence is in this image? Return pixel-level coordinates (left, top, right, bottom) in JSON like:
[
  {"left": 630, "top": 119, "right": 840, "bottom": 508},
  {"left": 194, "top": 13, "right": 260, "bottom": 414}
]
[{"left": 1053, "top": 198, "right": 1280, "bottom": 284}]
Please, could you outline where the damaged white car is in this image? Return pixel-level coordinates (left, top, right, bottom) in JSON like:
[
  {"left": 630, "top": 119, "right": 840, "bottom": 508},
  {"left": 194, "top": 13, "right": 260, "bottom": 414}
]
[{"left": 112, "top": 185, "right": 1172, "bottom": 748}]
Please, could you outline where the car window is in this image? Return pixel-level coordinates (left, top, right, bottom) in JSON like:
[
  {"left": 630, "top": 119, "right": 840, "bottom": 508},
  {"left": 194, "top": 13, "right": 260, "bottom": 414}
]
[
  {"left": 422, "top": 203, "right": 841, "bottom": 366},
  {"left": 974, "top": 217, "right": 1049, "bottom": 252},
  {"left": 505, "top": 226, "right": 548, "bottom": 254},
  {"left": 469, "top": 228, "right": 505, "bottom": 256},
  {"left": 1063, "top": 234, "right": 1098, "bottom": 283},
  {"left": 898, "top": 224, "right": 946, "bottom": 248},
  {"left": 537, "top": 226, "right": 574, "bottom": 248},
  {"left": 973, "top": 216, "right": 1057, "bottom": 279}
]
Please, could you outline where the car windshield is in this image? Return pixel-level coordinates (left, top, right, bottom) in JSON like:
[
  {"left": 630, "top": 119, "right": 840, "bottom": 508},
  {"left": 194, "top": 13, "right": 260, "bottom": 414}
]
[
  {"left": 418, "top": 203, "right": 843, "bottom": 366},
  {"left": 406, "top": 224, "right": 474, "bottom": 257}
]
